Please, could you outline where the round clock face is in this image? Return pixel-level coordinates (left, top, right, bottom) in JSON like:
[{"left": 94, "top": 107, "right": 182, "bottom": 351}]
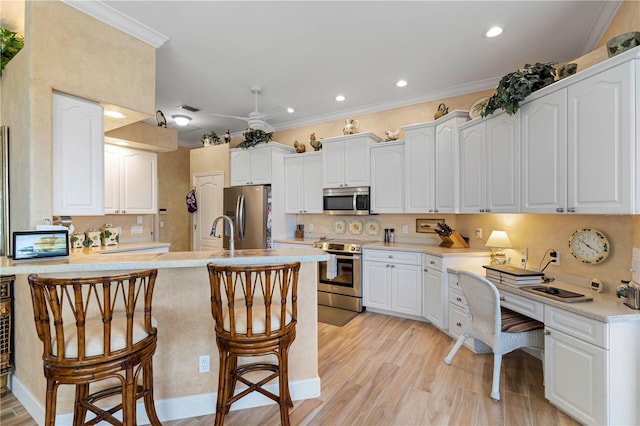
[{"left": 568, "top": 228, "right": 610, "bottom": 264}]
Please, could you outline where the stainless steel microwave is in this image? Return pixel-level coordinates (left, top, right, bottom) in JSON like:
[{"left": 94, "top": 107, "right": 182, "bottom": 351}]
[{"left": 323, "top": 187, "right": 370, "bottom": 215}]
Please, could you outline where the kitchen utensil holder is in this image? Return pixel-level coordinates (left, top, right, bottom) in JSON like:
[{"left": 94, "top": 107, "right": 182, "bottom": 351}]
[{"left": 438, "top": 230, "right": 469, "bottom": 248}]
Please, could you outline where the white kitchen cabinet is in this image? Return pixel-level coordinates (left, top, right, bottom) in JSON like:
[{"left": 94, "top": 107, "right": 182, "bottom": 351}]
[
  {"left": 230, "top": 145, "right": 272, "bottom": 186},
  {"left": 402, "top": 111, "right": 467, "bottom": 213},
  {"left": 363, "top": 249, "right": 422, "bottom": 317},
  {"left": 523, "top": 60, "right": 636, "bottom": 214},
  {"left": 423, "top": 256, "right": 445, "bottom": 328},
  {"left": 459, "top": 111, "right": 520, "bottom": 213},
  {"left": 403, "top": 123, "right": 436, "bottom": 212},
  {"left": 105, "top": 145, "right": 157, "bottom": 214},
  {"left": 52, "top": 92, "right": 105, "bottom": 216},
  {"left": 370, "top": 141, "right": 404, "bottom": 213},
  {"left": 284, "top": 152, "right": 323, "bottom": 213},
  {"left": 321, "top": 132, "right": 382, "bottom": 188}
]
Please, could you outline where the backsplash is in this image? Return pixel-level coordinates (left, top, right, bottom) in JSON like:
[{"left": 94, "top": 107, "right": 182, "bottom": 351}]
[{"left": 69, "top": 215, "right": 155, "bottom": 245}]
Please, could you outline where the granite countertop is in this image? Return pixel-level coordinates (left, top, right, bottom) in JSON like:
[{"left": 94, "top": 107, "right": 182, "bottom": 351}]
[
  {"left": 365, "top": 241, "right": 490, "bottom": 257},
  {"left": 447, "top": 265, "right": 640, "bottom": 323},
  {"left": 72, "top": 242, "right": 171, "bottom": 254},
  {"left": 0, "top": 247, "right": 328, "bottom": 275}
]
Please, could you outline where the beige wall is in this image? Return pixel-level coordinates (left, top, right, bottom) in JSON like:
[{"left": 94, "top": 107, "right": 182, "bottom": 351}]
[
  {"left": 158, "top": 147, "right": 191, "bottom": 251},
  {"left": 1, "top": 0, "right": 156, "bottom": 232},
  {"left": 596, "top": 1, "right": 640, "bottom": 49}
]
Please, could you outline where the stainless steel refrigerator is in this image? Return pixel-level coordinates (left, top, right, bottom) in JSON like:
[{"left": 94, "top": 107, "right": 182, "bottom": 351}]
[{"left": 222, "top": 185, "right": 272, "bottom": 250}]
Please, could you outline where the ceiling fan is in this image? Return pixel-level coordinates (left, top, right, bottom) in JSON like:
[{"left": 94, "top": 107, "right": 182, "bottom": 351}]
[{"left": 211, "top": 85, "right": 278, "bottom": 132}]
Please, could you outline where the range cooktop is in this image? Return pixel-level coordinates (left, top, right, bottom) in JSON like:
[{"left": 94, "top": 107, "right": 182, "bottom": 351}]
[{"left": 522, "top": 286, "right": 593, "bottom": 303}]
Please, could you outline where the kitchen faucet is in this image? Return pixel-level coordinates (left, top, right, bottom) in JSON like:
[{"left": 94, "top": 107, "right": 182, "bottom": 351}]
[{"left": 211, "top": 215, "right": 234, "bottom": 252}]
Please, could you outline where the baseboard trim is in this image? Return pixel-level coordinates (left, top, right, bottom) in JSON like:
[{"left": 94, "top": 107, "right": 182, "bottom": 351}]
[{"left": 12, "top": 375, "right": 321, "bottom": 425}]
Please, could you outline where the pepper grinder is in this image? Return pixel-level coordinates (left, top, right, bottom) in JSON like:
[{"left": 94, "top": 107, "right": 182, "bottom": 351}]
[
  {"left": 384, "top": 228, "right": 390, "bottom": 243},
  {"left": 389, "top": 228, "right": 395, "bottom": 243}
]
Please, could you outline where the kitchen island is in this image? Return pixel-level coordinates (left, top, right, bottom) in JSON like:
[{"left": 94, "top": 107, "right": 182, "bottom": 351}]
[{"left": 1, "top": 247, "right": 328, "bottom": 425}]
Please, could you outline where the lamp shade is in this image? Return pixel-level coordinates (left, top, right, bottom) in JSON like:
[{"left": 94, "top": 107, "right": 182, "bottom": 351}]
[{"left": 485, "top": 230, "right": 512, "bottom": 248}]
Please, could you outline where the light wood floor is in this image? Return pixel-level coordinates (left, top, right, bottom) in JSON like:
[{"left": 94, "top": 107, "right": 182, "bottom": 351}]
[{"left": 1, "top": 311, "right": 580, "bottom": 425}]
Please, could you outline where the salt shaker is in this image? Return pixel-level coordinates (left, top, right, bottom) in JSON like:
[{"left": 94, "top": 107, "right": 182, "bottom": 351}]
[{"left": 389, "top": 228, "right": 395, "bottom": 243}]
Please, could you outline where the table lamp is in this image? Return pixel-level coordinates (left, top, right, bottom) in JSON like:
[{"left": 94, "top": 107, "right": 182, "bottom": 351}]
[{"left": 485, "top": 230, "right": 512, "bottom": 264}]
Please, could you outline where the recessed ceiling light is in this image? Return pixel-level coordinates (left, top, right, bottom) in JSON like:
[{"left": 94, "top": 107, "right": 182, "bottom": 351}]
[
  {"left": 104, "top": 110, "right": 127, "bottom": 119},
  {"left": 335, "top": 95, "right": 346, "bottom": 102},
  {"left": 396, "top": 80, "right": 408, "bottom": 88},
  {"left": 485, "top": 26, "right": 503, "bottom": 38},
  {"left": 287, "top": 107, "right": 295, "bottom": 113},
  {"left": 172, "top": 115, "right": 191, "bottom": 126}
]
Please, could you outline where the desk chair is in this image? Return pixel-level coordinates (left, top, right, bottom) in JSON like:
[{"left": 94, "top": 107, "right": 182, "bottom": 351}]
[
  {"left": 207, "top": 262, "right": 300, "bottom": 426},
  {"left": 444, "top": 270, "right": 544, "bottom": 400},
  {"left": 28, "top": 270, "right": 161, "bottom": 426}
]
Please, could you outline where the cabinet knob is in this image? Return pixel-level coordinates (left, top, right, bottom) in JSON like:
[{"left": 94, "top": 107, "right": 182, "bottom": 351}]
[
  {"left": 390, "top": 265, "right": 395, "bottom": 268},
  {"left": 480, "top": 209, "right": 485, "bottom": 213},
  {"left": 499, "top": 296, "right": 505, "bottom": 301},
  {"left": 544, "top": 330, "right": 550, "bottom": 335},
  {"left": 388, "top": 255, "right": 393, "bottom": 258},
  {"left": 456, "top": 297, "right": 462, "bottom": 302},
  {"left": 486, "top": 209, "right": 491, "bottom": 213},
  {"left": 456, "top": 322, "right": 462, "bottom": 327},
  {"left": 556, "top": 207, "right": 564, "bottom": 213},
  {"left": 122, "top": 210, "right": 126, "bottom": 214},
  {"left": 429, "top": 209, "right": 433, "bottom": 213},
  {"left": 434, "top": 209, "right": 438, "bottom": 213},
  {"left": 423, "top": 269, "right": 428, "bottom": 272},
  {"left": 568, "top": 207, "right": 576, "bottom": 213},
  {"left": 430, "top": 260, "right": 435, "bottom": 265}
]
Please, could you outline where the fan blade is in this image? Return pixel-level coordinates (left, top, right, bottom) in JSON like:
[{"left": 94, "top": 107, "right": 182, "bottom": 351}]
[
  {"left": 247, "top": 118, "right": 275, "bottom": 133},
  {"left": 210, "top": 113, "right": 250, "bottom": 121}
]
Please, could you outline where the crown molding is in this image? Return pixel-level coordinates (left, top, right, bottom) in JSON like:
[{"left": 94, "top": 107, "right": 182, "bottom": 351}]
[
  {"left": 62, "top": 0, "right": 169, "bottom": 48},
  {"left": 272, "top": 77, "right": 498, "bottom": 132}
]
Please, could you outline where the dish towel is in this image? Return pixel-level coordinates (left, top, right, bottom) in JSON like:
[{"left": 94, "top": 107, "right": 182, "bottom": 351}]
[
  {"left": 186, "top": 189, "right": 198, "bottom": 213},
  {"left": 326, "top": 254, "right": 338, "bottom": 280}
]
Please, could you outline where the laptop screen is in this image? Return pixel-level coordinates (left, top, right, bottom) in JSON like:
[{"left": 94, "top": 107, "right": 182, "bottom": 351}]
[{"left": 12, "top": 230, "right": 70, "bottom": 261}]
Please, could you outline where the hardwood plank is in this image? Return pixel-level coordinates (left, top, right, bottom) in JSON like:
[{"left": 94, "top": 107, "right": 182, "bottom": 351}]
[{"left": 448, "top": 387, "right": 480, "bottom": 425}]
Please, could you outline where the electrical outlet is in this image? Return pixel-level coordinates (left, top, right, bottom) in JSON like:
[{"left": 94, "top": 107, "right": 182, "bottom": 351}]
[
  {"left": 199, "top": 355, "right": 210, "bottom": 373},
  {"left": 131, "top": 225, "right": 143, "bottom": 235},
  {"left": 309, "top": 223, "right": 314, "bottom": 232},
  {"left": 476, "top": 228, "right": 482, "bottom": 239},
  {"left": 137, "top": 215, "right": 143, "bottom": 225},
  {"left": 550, "top": 250, "right": 560, "bottom": 265},
  {"left": 402, "top": 225, "right": 409, "bottom": 234}
]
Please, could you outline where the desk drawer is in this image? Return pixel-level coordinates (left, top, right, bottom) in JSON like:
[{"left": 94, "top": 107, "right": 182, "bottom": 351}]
[
  {"left": 449, "top": 287, "right": 466, "bottom": 308},
  {"left": 364, "top": 249, "right": 421, "bottom": 265},
  {"left": 545, "top": 306, "right": 607, "bottom": 349},
  {"left": 500, "top": 291, "right": 544, "bottom": 322}
]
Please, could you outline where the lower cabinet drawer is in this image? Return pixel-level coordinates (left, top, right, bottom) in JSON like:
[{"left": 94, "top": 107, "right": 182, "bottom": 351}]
[
  {"left": 545, "top": 306, "right": 607, "bottom": 349},
  {"left": 448, "top": 303, "right": 491, "bottom": 353},
  {"left": 448, "top": 287, "right": 466, "bottom": 308}
]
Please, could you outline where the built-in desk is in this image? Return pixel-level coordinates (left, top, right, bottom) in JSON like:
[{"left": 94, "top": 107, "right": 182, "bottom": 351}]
[{"left": 450, "top": 267, "right": 640, "bottom": 426}]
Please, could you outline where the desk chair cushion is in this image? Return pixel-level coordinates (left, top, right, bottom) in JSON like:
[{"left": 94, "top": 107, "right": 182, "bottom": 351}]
[
  {"left": 500, "top": 307, "right": 544, "bottom": 333},
  {"left": 52, "top": 312, "right": 157, "bottom": 358},
  {"left": 222, "top": 299, "right": 292, "bottom": 334}
]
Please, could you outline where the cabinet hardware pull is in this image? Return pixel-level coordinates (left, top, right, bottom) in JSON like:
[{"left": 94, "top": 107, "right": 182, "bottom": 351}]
[
  {"left": 456, "top": 322, "right": 462, "bottom": 327},
  {"left": 568, "top": 207, "right": 576, "bottom": 212},
  {"left": 544, "top": 330, "right": 550, "bottom": 335},
  {"left": 456, "top": 297, "right": 462, "bottom": 302},
  {"left": 430, "top": 260, "right": 435, "bottom": 265},
  {"left": 424, "top": 269, "right": 428, "bottom": 272},
  {"left": 556, "top": 207, "right": 564, "bottom": 213}
]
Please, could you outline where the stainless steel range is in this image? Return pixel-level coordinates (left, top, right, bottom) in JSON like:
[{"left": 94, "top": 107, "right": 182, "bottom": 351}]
[{"left": 313, "top": 238, "right": 367, "bottom": 313}]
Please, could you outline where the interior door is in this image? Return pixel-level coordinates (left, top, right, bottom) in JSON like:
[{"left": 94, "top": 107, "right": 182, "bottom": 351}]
[{"left": 192, "top": 172, "right": 224, "bottom": 251}]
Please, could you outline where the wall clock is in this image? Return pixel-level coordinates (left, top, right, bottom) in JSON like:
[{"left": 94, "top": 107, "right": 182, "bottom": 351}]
[{"left": 568, "top": 228, "right": 610, "bottom": 264}]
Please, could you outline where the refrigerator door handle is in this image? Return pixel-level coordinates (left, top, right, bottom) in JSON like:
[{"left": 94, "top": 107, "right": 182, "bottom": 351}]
[
  {"left": 235, "top": 195, "right": 242, "bottom": 241},
  {"left": 238, "top": 194, "right": 246, "bottom": 240}
]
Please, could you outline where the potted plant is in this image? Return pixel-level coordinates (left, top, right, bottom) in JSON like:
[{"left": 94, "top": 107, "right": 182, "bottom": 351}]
[
  {"left": 237, "top": 128, "right": 273, "bottom": 149},
  {"left": 1, "top": 27, "right": 24, "bottom": 75},
  {"left": 201, "top": 131, "right": 220, "bottom": 146},
  {"left": 481, "top": 62, "right": 556, "bottom": 117}
]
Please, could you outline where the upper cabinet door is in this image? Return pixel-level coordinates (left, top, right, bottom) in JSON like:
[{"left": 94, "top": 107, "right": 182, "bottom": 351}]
[
  {"left": 52, "top": 93, "right": 105, "bottom": 216},
  {"left": 120, "top": 148, "right": 157, "bottom": 214},
  {"left": 486, "top": 112, "right": 520, "bottom": 213},
  {"left": 435, "top": 114, "right": 466, "bottom": 213},
  {"left": 322, "top": 140, "right": 346, "bottom": 188},
  {"left": 229, "top": 150, "right": 253, "bottom": 186},
  {"left": 404, "top": 124, "right": 436, "bottom": 212},
  {"left": 370, "top": 142, "right": 404, "bottom": 213},
  {"left": 249, "top": 146, "right": 272, "bottom": 185},
  {"left": 459, "top": 120, "right": 486, "bottom": 213},
  {"left": 343, "top": 136, "right": 371, "bottom": 187},
  {"left": 302, "top": 153, "right": 323, "bottom": 213},
  {"left": 567, "top": 62, "right": 633, "bottom": 214},
  {"left": 521, "top": 89, "right": 567, "bottom": 213}
]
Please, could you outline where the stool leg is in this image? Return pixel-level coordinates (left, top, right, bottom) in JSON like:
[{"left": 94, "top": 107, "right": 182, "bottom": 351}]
[
  {"left": 73, "top": 383, "right": 89, "bottom": 426},
  {"left": 123, "top": 366, "right": 137, "bottom": 426},
  {"left": 44, "top": 380, "right": 59, "bottom": 426},
  {"left": 278, "top": 343, "right": 292, "bottom": 426},
  {"left": 142, "top": 357, "right": 161, "bottom": 426},
  {"left": 226, "top": 353, "right": 238, "bottom": 411},
  {"left": 215, "top": 349, "right": 230, "bottom": 426}
]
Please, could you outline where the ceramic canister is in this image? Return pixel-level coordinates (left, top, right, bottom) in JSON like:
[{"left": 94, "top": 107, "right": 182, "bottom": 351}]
[
  {"left": 100, "top": 224, "right": 121, "bottom": 246},
  {"left": 85, "top": 228, "right": 101, "bottom": 247},
  {"left": 70, "top": 232, "right": 85, "bottom": 249}
]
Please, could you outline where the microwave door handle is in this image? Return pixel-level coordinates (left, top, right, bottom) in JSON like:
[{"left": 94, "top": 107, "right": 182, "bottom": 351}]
[{"left": 353, "top": 193, "right": 358, "bottom": 211}]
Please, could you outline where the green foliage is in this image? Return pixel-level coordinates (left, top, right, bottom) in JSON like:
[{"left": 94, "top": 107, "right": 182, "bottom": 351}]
[
  {"left": 201, "top": 131, "right": 221, "bottom": 145},
  {"left": 1, "top": 27, "right": 24, "bottom": 75},
  {"left": 482, "top": 62, "right": 557, "bottom": 117},
  {"left": 238, "top": 128, "right": 273, "bottom": 149}
]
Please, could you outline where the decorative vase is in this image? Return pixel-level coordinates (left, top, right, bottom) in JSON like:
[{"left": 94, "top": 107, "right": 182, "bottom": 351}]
[
  {"left": 556, "top": 63, "right": 578, "bottom": 80},
  {"left": 606, "top": 31, "right": 640, "bottom": 58},
  {"left": 343, "top": 119, "right": 359, "bottom": 135}
]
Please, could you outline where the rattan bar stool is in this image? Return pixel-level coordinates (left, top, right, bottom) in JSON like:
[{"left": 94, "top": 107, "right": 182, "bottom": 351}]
[
  {"left": 207, "top": 262, "right": 301, "bottom": 426},
  {"left": 28, "top": 269, "right": 161, "bottom": 426}
]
